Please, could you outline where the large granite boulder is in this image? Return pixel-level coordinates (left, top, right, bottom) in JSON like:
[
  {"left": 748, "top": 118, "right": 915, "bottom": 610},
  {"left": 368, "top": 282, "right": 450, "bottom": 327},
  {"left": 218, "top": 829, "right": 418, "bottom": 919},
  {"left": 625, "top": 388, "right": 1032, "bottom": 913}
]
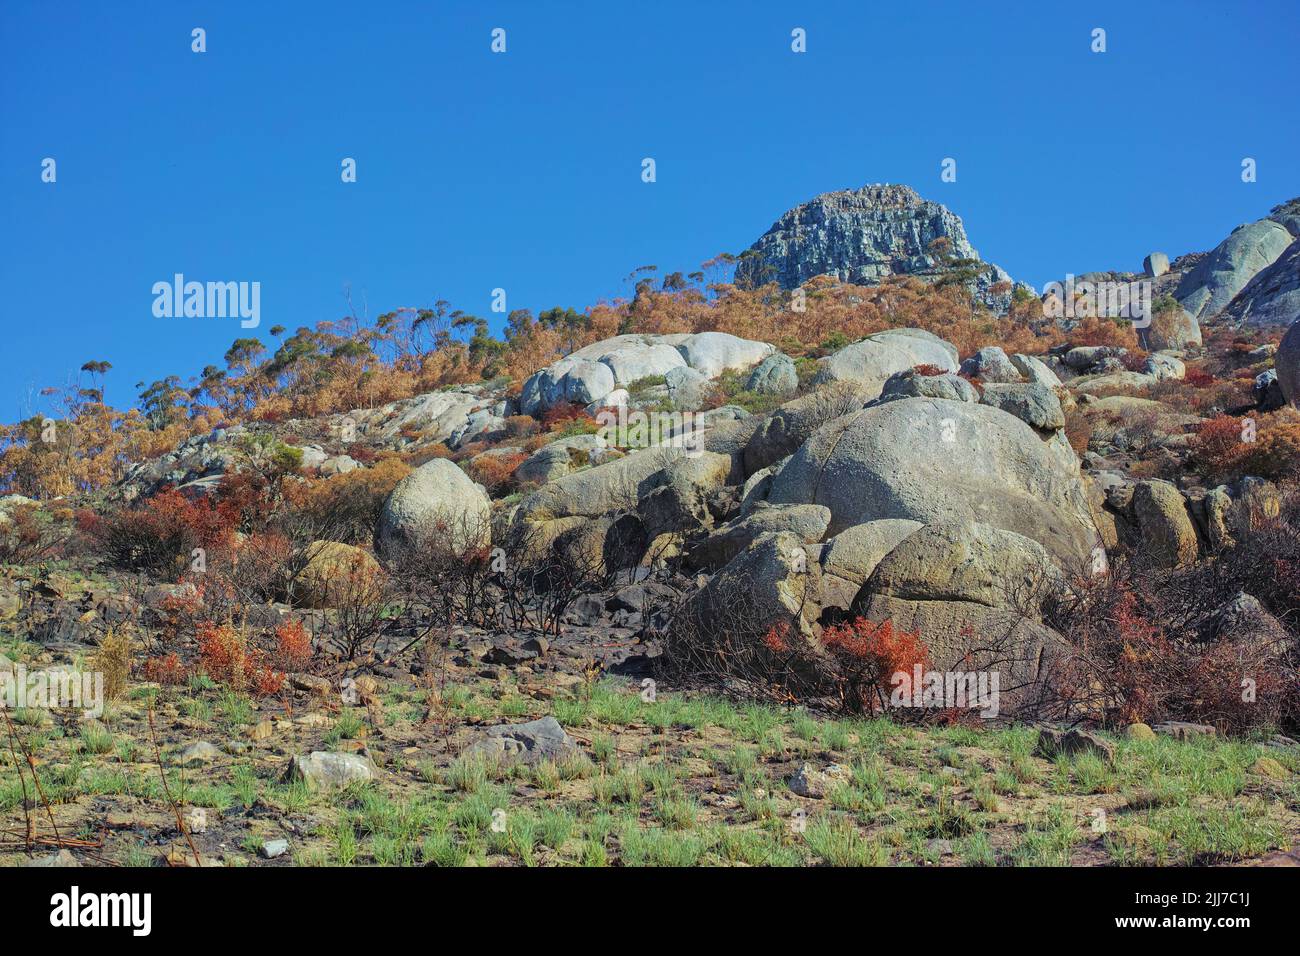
[
  {"left": 1175, "top": 218, "right": 1293, "bottom": 320},
  {"left": 377, "top": 458, "right": 492, "bottom": 558},
  {"left": 767, "top": 397, "right": 1100, "bottom": 569},
  {"left": 959, "top": 346, "right": 1023, "bottom": 383},
  {"left": 746, "top": 353, "right": 799, "bottom": 396},
  {"left": 812, "top": 328, "right": 958, "bottom": 396},
  {"left": 1221, "top": 238, "right": 1300, "bottom": 328}
]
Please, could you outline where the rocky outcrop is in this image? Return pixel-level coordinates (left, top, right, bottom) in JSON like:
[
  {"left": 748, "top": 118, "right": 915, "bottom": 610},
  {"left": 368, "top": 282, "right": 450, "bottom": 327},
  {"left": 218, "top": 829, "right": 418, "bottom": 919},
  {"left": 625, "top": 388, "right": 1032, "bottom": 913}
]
[
  {"left": 1175, "top": 218, "right": 1293, "bottom": 320},
  {"left": 672, "top": 531, "right": 823, "bottom": 644},
  {"left": 767, "top": 397, "right": 1099, "bottom": 568},
  {"left": 1221, "top": 238, "right": 1300, "bottom": 328},
  {"left": 689, "top": 502, "right": 831, "bottom": 571},
  {"left": 735, "top": 184, "right": 1020, "bottom": 311}
]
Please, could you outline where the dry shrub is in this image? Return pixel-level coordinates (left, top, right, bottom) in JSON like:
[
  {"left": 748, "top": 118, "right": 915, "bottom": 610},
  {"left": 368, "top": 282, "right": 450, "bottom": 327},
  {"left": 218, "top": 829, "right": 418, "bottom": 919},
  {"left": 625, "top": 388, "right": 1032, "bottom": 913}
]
[
  {"left": 0, "top": 503, "right": 69, "bottom": 565},
  {"left": 1044, "top": 546, "right": 1299, "bottom": 736},
  {"left": 1063, "top": 407, "right": 1094, "bottom": 457},
  {"left": 1190, "top": 412, "right": 1300, "bottom": 484},
  {"left": 79, "top": 487, "right": 236, "bottom": 579},
  {"left": 195, "top": 621, "right": 284, "bottom": 696},
  {"left": 1066, "top": 316, "right": 1140, "bottom": 350},
  {"left": 92, "top": 624, "right": 133, "bottom": 701},
  {"left": 465, "top": 451, "right": 526, "bottom": 497},
  {"left": 281, "top": 458, "right": 411, "bottom": 546}
]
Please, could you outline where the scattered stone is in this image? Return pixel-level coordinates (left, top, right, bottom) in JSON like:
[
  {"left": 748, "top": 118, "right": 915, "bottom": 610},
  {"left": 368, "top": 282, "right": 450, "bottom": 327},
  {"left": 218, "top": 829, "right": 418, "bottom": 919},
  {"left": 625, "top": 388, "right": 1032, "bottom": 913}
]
[
  {"left": 286, "top": 751, "right": 376, "bottom": 790},
  {"left": 788, "top": 762, "right": 849, "bottom": 799},
  {"left": 1151, "top": 721, "right": 1216, "bottom": 741},
  {"left": 1125, "top": 722, "right": 1156, "bottom": 741},
  {"left": 250, "top": 720, "right": 275, "bottom": 741},
  {"left": 1036, "top": 727, "right": 1116, "bottom": 764},
  {"left": 464, "top": 716, "right": 578, "bottom": 765},
  {"left": 261, "top": 839, "right": 290, "bottom": 859}
]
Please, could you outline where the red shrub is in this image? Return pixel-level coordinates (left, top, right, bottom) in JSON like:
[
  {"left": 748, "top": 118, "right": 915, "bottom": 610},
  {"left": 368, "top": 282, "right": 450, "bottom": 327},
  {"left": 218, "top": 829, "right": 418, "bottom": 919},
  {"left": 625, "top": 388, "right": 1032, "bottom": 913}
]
[
  {"left": 195, "top": 621, "right": 283, "bottom": 697},
  {"left": 821, "top": 617, "right": 930, "bottom": 714},
  {"left": 272, "top": 619, "right": 314, "bottom": 672},
  {"left": 913, "top": 363, "right": 947, "bottom": 377},
  {"left": 81, "top": 487, "right": 236, "bottom": 579},
  {"left": 142, "top": 653, "right": 187, "bottom": 686}
]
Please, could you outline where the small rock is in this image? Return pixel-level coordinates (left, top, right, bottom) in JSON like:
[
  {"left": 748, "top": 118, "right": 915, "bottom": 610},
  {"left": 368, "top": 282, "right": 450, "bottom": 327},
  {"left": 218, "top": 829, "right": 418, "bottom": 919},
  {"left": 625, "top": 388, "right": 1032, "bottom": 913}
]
[
  {"left": 1251, "top": 757, "right": 1288, "bottom": 780},
  {"left": 175, "top": 741, "right": 222, "bottom": 767},
  {"left": 185, "top": 807, "right": 208, "bottom": 834},
  {"left": 1036, "top": 727, "right": 1116, "bottom": 764},
  {"left": 261, "top": 839, "right": 290, "bottom": 859},
  {"left": 249, "top": 720, "right": 274, "bottom": 741},
  {"left": 787, "top": 762, "right": 849, "bottom": 799},
  {"left": 289, "top": 673, "right": 332, "bottom": 696},
  {"left": 464, "top": 716, "right": 578, "bottom": 766},
  {"left": 1151, "top": 721, "right": 1216, "bottom": 741},
  {"left": 1125, "top": 722, "right": 1156, "bottom": 741},
  {"left": 285, "top": 751, "right": 375, "bottom": 790}
]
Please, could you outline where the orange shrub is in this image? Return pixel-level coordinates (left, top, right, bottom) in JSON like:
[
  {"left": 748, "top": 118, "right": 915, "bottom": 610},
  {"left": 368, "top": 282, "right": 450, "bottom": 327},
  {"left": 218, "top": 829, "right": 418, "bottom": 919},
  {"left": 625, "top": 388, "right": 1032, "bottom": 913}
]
[
  {"left": 820, "top": 617, "right": 929, "bottom": 714},
  {"left": 195, "top": 621, "right": 283, "bottom": 696},
  {"left": 272, "top": 618, "right": 314, "bottom": 672},
  {"left": 466, "top": 452, "right": 526, "bottom": 496}
]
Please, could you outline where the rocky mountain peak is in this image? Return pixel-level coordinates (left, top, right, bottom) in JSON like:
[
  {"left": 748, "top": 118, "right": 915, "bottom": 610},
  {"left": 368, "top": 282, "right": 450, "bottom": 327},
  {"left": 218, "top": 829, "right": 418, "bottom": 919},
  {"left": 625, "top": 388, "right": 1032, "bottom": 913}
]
[{"left": 734, "top": 183, "right": 1017, "bottom": 310}]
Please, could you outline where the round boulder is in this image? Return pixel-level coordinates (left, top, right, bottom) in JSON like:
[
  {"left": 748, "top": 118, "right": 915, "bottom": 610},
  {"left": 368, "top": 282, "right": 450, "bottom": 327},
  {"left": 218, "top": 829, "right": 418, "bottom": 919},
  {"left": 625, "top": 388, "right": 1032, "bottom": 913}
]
[{"left": 377, "top": 458, "right": 491, "bottom": 559}]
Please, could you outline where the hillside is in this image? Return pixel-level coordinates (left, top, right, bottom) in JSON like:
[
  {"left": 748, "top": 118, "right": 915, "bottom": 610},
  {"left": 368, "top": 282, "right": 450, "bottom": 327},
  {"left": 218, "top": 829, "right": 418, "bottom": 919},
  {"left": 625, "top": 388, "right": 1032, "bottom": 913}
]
[{"left": 2, "top": 187, "right": 1299, "bottom": 869}]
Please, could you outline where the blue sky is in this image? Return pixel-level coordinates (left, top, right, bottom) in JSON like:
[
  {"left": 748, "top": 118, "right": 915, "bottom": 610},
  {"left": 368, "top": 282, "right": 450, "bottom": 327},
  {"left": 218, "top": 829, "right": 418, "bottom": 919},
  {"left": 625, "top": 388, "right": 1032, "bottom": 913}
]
[{"left": 2, "top": 0, "right": 1297, "bottom": 413}]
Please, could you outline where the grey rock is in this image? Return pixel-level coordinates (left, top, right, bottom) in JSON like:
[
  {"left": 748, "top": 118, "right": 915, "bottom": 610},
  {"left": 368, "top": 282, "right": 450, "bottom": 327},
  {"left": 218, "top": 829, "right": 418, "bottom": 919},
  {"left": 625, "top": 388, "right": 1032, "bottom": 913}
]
[
  {"left": 1009, "top": 353, "right": 1064, "bottom": 388},
  {"left": 690, "top": 503, "right": 831, "bottom": 570},
  {"left": 664, "top": 366, "right": 710, "bottom": 411},
  {"left": 261, "top": 839, "right": 290, "bottom": 859},
  {"left": 746, "top": 353, "right": 799, "bottom": 395},
  {"left": 978, "top": 382, "right": 1066, "bottom": 432},
  {"left": 377, "top": 458, "right": 491, "bottom": 559},
  {"left": 959, "top": 346, "right": 1023, "bottom": 383},
  {"left": 1144, "top": 252, "right": 1169, "bottom": 277},
  {"left": 1221, "top": 237, "right": 1300, "bottom": 328},
  {"left": 1176, "top": 218, "right": 1293, "bottom": 320},
  {"left": 464, "top": 716, "right": 578, "bottom": 765},
  {"left": 813, "top": 327, "right": 959, "bottom": 395},
  {"left": 175, "top": 741, "right": 223, "bottom": 768},
  {"left": 1036, "top": 727, "right": 1115, "bottom": 764},
  {"left": 877, "top": 368, "right": 978, "bottom": 404},
  {"left": 285, "top": 751, "right": 376, "bottom": 790},
  {"left": 767, "top": 397, "right": 1099, "bottom": 568},
  {"left": 735, "top": 183, "right": 1018, "bottom": 311}
]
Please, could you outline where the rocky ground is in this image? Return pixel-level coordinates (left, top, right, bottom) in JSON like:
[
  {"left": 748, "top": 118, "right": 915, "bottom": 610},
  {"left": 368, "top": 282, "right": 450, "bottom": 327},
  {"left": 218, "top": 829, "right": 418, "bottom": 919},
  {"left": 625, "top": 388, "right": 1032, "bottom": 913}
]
[{"left": 4, "top": 641, "right": 1299, "bottom": 867}]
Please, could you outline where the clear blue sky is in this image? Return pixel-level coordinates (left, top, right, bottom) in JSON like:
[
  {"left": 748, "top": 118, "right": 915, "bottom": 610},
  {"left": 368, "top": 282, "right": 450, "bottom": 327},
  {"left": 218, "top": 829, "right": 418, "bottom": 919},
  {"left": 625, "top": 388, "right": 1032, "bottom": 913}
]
[{"left": 2, "top": 0, "right": 1297, "bottom": 414}]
